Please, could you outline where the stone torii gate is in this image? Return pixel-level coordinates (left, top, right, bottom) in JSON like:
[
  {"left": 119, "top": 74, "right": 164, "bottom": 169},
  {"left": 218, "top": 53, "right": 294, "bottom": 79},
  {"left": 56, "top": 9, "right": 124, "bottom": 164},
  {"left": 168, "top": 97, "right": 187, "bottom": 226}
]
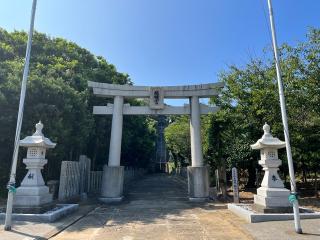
[{"left": 88, "top": 81, "right": 224, "bottom": 202}]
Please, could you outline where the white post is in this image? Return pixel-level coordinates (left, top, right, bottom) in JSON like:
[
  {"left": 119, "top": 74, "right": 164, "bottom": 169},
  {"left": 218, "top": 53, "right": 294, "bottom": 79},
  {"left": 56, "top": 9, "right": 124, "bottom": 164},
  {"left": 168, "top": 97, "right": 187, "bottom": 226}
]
[
  {"left": 4, "top": 0, "right": 37, "bottom": 231},
  {"left": 190, "top": 96, "right": 203, "bottom": 167},
  {"left": 267, "top": 0, "right": 302, "bottom": 233},
  {"left": 108, "top": 96, "right": 124, "bottom": 166}
]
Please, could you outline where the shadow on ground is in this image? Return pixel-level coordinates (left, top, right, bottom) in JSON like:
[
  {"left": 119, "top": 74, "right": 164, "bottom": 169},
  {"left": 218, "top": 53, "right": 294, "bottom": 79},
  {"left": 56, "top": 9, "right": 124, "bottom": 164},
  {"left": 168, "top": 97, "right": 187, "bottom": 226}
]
[{"left": 59, "top": 173, "right": 223, "bottom": 233}]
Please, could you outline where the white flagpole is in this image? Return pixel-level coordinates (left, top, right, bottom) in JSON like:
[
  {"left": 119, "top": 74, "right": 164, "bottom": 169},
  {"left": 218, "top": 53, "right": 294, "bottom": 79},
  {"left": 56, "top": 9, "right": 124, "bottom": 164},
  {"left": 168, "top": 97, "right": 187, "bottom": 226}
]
[
  {"left": 267, "top": 0, "right": 302, "bottom": 234},
  {"left": 4, "top": 0, "right": 38, "bottom": 231}
]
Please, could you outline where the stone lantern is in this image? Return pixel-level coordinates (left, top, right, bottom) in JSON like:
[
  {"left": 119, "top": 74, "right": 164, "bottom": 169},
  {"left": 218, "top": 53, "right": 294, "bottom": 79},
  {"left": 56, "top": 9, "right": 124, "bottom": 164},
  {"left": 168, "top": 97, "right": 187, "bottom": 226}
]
[
  {"left": 251, "top": 123, "right": 291, "bottom": 213},
  {"left": 14, "top": 121, "right": 56, "bottom": 212}
]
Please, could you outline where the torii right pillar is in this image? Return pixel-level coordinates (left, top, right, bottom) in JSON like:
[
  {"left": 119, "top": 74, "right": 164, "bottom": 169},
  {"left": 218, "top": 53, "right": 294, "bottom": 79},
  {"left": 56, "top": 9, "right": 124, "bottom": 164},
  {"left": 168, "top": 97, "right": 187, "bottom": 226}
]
[{"left": 188, "top": 96, "right": 209, "bottom": 201}]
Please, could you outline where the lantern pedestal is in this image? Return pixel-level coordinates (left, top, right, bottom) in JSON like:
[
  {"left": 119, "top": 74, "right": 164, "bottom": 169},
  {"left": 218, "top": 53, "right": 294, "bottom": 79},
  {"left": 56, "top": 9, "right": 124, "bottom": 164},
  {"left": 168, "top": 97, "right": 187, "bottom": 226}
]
[
  {"left": 253, "top": 188, "right": 291, "bottom": 213},
  {"left": 14, "top": 158, "right": 53, "bottom": 211},
  {"left": 253, "top": 159, "right": 291, "bottom": 213},
  {"left": 251, "top": 124, "right": 291, "bottom": 213},
  {"left": 13, "top": 121, "right": 56, "bottom": 213}
]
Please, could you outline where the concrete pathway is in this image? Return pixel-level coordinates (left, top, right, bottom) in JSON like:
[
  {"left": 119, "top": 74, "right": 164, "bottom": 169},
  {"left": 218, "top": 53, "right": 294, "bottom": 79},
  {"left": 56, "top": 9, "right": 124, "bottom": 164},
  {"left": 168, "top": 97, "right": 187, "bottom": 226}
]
[
  {"left": 0, "top": 204, "right": 96, "bottom": 240},
  {"left": 2, "top": 174, "right": 319, "bottom": 239},
  {"left": 244, "top": 219, "right": 320, "bottom": 240},
  {"left": 51, "top": 174, "right": 253, "bottom": 240}
]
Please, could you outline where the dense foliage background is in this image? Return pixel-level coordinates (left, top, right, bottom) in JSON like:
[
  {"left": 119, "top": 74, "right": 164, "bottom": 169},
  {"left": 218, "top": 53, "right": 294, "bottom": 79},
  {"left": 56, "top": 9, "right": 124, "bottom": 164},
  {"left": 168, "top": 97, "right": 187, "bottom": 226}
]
[
  {"left": 0, "top": 28, "right": 156, "bottom": 196},
  {"left": 0, "top": 27, "right": 319, "bottom": 198},
  {"left": 165, "top": 28, "right": 320, "bottom": 192}
]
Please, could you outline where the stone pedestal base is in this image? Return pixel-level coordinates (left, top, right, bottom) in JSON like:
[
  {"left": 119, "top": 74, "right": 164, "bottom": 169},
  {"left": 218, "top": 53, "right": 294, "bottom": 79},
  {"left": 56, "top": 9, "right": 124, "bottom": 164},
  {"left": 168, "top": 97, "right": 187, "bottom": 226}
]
[
  {"left": 12, "top": 202, "right": 55, "bottom": 214},
  {"left": 100, "top": 165, "right": 124, "bottom": 203},
  {"left": 253, "top": 186, "right": 291, "bottom": 213},
  {"left": 14, "top": 186, "right": 53, "bottom": 206},
  {"left": 187, "top": 166, "right": 209, "bottom": 201},
  {"left": 99, "top": 197, "right": 124, "bottom": 203},
  {"left": 13, "top": 185, "right": 53, "bottom": 213},
  {"left": 252, "top": 204, "right": 293, "bottom": 213}
]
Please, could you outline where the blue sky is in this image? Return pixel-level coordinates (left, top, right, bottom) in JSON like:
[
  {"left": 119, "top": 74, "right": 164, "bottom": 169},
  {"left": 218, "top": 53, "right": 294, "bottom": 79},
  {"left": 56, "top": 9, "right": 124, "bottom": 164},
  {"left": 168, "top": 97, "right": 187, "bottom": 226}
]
[{"left": 1, "top": 0, "right": 319, "bottom": 88}]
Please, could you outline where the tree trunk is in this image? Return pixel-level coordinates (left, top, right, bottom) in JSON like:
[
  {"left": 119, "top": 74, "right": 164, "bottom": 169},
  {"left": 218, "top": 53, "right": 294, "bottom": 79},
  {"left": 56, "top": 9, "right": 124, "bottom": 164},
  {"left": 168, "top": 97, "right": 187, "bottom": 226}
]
[
  {"left": 246, "top": 163, "right": 256, "bottom": 188},
  {"left": 283, "top": 170, "right": 287, "bottom": 186},
  {"left": 302, "top": 162, "right": 307, "bottom": 183},
  {"left": 69, "top": 148, "right": 74, "bottom": 161},
  {"left": 91, "top": 136, "right": 99, "bottom": 171},
  {"left": 219, "top": 159, "right": 227, "bottom": 199},
  {"left": 215, "top": 169, "right": 220, "bottom": 191},
  {"left": 314, "top": 171, "right": 318, "bottom": 198},
  {"left": 255, "top": 168, "right": 259, "bottom": 188}
]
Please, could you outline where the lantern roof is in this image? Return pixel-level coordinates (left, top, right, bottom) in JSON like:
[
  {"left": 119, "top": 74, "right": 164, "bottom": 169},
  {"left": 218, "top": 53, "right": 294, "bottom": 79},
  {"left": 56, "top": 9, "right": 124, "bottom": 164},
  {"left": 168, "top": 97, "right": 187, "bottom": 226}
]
[
  {"left": 20, "top": 121, "right": 56, "bottom": 148},
  {"left": 251, "top": 123, "right": 285, "bottom": 150}
]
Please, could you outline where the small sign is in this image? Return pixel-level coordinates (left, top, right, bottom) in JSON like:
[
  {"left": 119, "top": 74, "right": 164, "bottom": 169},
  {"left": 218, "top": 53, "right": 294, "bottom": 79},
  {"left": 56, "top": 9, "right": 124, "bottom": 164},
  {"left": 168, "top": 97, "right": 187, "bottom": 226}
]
[
  {"left": 149, "top": 87, "right": 164, "bottom": 110},
  {"left": 232, "top": 167, "right": 239, "bottom": 203}
]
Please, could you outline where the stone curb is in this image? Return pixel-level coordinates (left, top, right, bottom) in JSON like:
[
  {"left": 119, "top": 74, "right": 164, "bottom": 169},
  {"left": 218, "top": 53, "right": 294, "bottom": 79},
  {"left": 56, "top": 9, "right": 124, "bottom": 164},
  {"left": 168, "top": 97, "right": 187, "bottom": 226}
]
[
  {"left": 228, "top": 203, "right": 320, "bottom": 223},
  {"left": 0, "top": 204, "right": 98, "bottom": 240},
  {"left": 0, "top": 204, "right": 79, "bottom": 223}
]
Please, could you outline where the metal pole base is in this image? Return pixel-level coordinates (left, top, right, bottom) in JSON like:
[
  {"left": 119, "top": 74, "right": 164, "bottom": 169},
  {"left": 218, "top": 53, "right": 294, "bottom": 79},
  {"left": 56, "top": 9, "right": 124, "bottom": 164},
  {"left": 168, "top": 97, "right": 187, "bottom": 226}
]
[
  {"left": 4, "top": 192, "right": 14, "bottom": 231},
  {"left": 293, "top": 201, "right": 303, "bottom": 234},
  {"left": 4, "top": 225, "right": 11, "bottom": 231}
]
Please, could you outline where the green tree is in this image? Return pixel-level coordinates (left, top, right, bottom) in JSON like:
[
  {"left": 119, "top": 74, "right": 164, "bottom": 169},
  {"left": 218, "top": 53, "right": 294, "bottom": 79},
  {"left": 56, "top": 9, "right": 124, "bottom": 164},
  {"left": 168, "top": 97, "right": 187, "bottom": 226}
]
[
  {"left": 158, "top": 28, "right": 320, "bottom": 194},
  {"left": 207, "top": 28, "right": 320, "bottom": 189},
  {"left": 0, "top": 28, "right": 155, "bottom": 196},
  {"left": 164, "top": 116, "right": 191, "bottom": 168}
]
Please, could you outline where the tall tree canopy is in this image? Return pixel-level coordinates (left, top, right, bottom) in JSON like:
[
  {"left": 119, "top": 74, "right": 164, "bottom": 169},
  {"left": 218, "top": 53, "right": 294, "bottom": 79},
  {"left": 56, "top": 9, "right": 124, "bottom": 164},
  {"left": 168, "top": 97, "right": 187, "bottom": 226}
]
[
  {"left": 165, "top": 28, "right": 320, "bottom": 187},
  {"left": 0, "top": 28, "right": 155, "bottom": 195}
]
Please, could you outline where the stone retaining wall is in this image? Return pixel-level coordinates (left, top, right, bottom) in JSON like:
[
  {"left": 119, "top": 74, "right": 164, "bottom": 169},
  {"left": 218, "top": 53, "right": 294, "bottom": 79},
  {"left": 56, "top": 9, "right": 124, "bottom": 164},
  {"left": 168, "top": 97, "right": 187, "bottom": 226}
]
[
  {"left": 58, "top": 161, "right": 81, "bottom": 201},
  {"left": 58, "top": 156, "right": 147, "bottom": 201}
]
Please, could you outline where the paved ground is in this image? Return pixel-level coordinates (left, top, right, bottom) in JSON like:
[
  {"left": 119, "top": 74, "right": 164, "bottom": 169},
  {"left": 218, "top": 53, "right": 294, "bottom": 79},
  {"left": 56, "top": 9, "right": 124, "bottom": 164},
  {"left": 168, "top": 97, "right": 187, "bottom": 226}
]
[
  {"left": 1, "top": 173, "right": 320, "bottom": 239},
  {"left": 244, "top": 218, "right": 320, "bottom": 240},
  {"left": 51, "top": 174, "right": 253, "bottom": 240},
  {"left": 0, "top": 204, "right": 96, "bottom": 240}
]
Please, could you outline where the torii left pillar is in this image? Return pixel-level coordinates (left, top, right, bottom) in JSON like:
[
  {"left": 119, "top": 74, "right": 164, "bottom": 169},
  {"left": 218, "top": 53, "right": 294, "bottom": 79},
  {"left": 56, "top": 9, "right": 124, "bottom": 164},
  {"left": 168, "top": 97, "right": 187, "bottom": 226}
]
[{"left": 99, "top": 96, "right": 125, "bottom": 202}]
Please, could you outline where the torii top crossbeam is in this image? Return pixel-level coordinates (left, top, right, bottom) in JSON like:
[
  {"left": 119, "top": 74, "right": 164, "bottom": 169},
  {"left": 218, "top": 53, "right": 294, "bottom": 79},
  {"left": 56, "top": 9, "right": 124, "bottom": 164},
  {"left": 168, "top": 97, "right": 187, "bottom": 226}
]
[
  {"left": 88, "top": 81, "right": 224, "bottom": 115},
  {"left": 88, "top": 81, "right": 224, "bottom": 98}
]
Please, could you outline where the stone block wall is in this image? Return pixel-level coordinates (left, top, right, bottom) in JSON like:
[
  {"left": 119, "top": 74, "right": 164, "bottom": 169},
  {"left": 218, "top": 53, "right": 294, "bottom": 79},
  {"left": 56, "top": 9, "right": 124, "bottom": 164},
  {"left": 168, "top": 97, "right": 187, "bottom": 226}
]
[
  {"left": 58, "top": 161, "right": 81, "bottom": 201},
  {"left": 58, "top": 156, "right": 147, "bottom": 201},
  {"left": 89, "top": 171, "right": 103, "bottom": 194}
]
